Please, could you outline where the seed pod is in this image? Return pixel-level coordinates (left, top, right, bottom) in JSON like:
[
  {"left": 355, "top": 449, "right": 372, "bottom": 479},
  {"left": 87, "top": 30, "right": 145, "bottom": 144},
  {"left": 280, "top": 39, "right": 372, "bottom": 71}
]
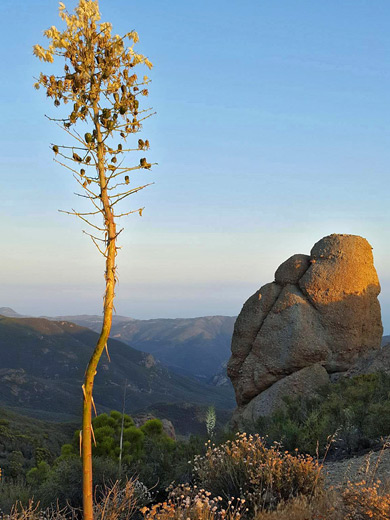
[
  {"left": 120, "top": 132, "right": 126, "bottom": 138},
  {"left": 145, "top": 140, "right": 150, "bottom": 149},
  {"left": 85, "top": 133, "right": 93, "bottom": 144},
  {"left": 80, "top": 169, "right": 85, "bottom": 176},
  {"left": 52, "top": 145, "right": 59, "bottom": 154},
  {"left": 140, "top": 158, "right": 146, "bottom": 167},
  {"left": 86, "top": 156, "right": 91, "bottom": 163},
  {"left": 138, "top": 139, "right": 144, "bottom": 150},
  {"left": 121, "top": 85, "right": 127, "bottom": 94},
  {"left": 73, "top": 152, "right": 82, "bottom": 162},
  {"left": 118, "top": 144, "right": 123, "bottom": 151},
  {"left": 114, "top": 92, "right": 119, "bottom": 103},
  {"left": 125, "top": 176, "right": 129, "bottom": 184},
  {"left": 87, "top": 178, "right": 92, "bottom": 184},
  {"left": 111, "top": 157, "right": 117, "bottom": 163},
  {"left": 119, "top": 106, "right": 126, "bottom": 115},
  {"left": 102, "top": 108, "right": 110, "bottom": 118},
  {"left": 54, "top": 99, "right": 60, "bottom": 107}
]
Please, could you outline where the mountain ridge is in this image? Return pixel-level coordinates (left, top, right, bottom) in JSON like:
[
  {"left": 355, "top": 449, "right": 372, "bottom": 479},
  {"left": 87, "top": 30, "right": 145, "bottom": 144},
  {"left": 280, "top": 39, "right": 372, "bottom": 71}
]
[
  {"left": 0, "top": 314, "right": 234, "bottom": 424},
  {"left": 1, "top": 308, "right": 236, "bottom": 380}
]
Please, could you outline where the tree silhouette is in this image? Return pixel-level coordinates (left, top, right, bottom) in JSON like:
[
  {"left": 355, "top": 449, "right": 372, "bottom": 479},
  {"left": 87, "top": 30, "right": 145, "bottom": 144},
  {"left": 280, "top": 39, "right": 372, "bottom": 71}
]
[{"left": 34, "top": 1, "right": 154, "bottom": 517}]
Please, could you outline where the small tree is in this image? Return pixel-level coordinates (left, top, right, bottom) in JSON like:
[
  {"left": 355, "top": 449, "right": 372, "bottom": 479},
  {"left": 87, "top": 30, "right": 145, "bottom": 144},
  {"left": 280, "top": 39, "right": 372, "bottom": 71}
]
[{"left": 34, "top": 1, "right": 154, "bottom": 518}]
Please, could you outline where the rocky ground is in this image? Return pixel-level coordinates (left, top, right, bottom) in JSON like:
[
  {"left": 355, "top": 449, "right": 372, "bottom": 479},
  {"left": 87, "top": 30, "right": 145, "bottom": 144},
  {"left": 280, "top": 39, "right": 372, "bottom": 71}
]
[{"left": 324, "top": 446, "right": 390, "bottom": 489}]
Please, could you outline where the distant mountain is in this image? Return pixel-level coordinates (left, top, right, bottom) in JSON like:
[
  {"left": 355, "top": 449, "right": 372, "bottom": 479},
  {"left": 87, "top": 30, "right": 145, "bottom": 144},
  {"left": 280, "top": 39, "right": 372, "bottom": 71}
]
[
  {"left": 0, "top": 307, "right": 25, "bottom": 318},
  {"left": 0, "top": 315, "right": 235, "bottom": 423},
  {"left": 55, "top": 314, "right": 236, "bottom": 380},
  {"left": 0, "top": 309, "right": 236, "bottom": 380}
]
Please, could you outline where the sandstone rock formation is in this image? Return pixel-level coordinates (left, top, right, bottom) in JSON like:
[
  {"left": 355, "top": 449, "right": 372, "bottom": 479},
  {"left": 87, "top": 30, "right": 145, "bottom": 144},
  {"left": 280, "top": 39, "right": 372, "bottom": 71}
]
[{"left": 228, "top": 234, "right": 383, "bottom": 427}]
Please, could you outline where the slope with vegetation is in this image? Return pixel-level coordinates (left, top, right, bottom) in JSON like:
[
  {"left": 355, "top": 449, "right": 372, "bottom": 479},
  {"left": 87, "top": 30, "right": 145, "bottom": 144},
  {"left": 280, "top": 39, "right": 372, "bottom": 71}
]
[
  {"left": 49, "top": 314, "right": 236, "bottom": 381},
  {"left": 0, "top": 315, "right": 234, "bottom": 423}
]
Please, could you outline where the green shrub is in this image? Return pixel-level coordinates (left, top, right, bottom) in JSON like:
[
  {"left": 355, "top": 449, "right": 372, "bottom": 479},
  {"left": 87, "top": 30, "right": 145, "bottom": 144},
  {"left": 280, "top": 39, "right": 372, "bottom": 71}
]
[
  {"left": 26, "top": 461, "right": 50, "bottom": 487},
  {"left": 0, "top": 478, "right": 32, "bottom": 514},
  {"left": 36, "top": 456, "right": 119, "bottom": 509},
  {"left": 255, "top": 373, "right": 390, "bottom": 457}
]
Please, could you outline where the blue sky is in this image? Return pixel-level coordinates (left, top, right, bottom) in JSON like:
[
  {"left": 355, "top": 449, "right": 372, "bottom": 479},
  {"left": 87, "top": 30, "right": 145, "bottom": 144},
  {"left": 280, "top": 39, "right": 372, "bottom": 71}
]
[{"left": 1, "top": 1, "right": 389, "bottom": 331}]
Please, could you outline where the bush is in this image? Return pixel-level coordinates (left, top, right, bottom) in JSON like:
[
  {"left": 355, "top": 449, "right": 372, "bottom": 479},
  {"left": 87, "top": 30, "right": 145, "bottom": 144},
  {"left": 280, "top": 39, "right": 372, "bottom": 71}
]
[
  {"left": 140, "top": 484, "right": 245, "bottom": 520},
  {"left": 192, "top": 433, "right": 323, "bottom": 515},
  {"left": 255, "top": 373, "right": 390, "bottom": 457},
  {"left": 0, "top": 479, "right": 32, "bottom": 515},
  {"left": 341, "top": 480, "right": 390, "bottom": 520},
  {"left": 37, "top": 456, "right": 120, "bottom": 509}
]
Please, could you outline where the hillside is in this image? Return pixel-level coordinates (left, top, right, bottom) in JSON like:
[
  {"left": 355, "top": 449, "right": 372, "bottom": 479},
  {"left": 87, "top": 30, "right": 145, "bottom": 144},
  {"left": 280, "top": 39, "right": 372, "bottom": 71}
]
[
  {"left": 52, "top": 314, "right": 236, "bottom": 380},
  {"left": 0, "top": 406, "right": 76, "bottom": 476},
  {"left": 0, "top": 308, "right": 236, "bottom": 381},
  {"left": 0, "top": 315, "right": 235, "bottom": 423}
]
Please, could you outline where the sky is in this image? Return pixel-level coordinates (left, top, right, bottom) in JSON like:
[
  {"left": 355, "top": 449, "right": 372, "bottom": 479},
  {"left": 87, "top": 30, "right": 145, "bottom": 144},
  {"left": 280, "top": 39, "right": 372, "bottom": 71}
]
[{"left": 0, "top": 0, "right": 389, "bottom": 331}]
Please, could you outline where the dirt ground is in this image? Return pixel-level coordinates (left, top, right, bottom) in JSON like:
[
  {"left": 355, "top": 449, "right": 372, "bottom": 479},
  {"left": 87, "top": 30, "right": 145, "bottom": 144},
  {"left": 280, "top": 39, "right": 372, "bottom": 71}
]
[{"left": 324, "top": 447, "right": 390, "bottom": 489}]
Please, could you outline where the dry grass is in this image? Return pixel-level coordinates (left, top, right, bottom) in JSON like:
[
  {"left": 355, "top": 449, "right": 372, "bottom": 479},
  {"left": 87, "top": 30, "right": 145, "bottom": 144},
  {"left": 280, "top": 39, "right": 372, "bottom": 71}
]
[
  {"left": 4, "top": 439, "right": 390, "bottom": 520},
  {"left": 140, "top": 484, "right": 245, "bottom": 519},
  {"left": 94, "top": 480, "right": 138, "bottom": 520},
  {"left": 1, "top": 501, "right": 72, "bottom": 520},
  {"left": 4, "top": 479, "right": 390, "bottom": 520}
]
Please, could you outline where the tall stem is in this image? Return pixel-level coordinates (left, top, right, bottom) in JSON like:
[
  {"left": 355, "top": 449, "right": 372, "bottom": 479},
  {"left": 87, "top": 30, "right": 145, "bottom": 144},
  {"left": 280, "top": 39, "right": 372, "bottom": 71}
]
[{"left": 82, "top": 104, "right": 117, "bottom": 520}]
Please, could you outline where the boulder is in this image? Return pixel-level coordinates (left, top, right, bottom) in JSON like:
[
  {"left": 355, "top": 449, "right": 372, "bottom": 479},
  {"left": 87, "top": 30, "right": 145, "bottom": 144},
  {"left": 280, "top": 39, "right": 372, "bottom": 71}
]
[
  {"left": 233, "top": 364, "right": 329, "bottom": 428},
  {"left": 228, "top": 234, "right": 383, "bottom": 426},
  {"left": 347, "top": 344, "right": 390, "bottom": 378},
  {"left": 299, "top": 234, "right": 383, "bottom": 372},
  {"left": 275, "top": 254, "right": 311, "bottom": 285},
  {"left": 132, "top": 413, "right": 176, "bottom": 440}
]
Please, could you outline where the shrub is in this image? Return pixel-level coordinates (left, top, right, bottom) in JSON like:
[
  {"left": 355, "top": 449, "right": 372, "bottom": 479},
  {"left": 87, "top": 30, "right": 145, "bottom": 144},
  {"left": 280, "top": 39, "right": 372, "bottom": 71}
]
[
  {"left": 0, "top": 501, "right": 69, "bottom": 520},
  {"left": 341, "top": 480, "right": 390, "bottom": 520},
  {"left": 37, "top": 456, "right": 120, "bottom": 509},
  {"left": 253, "top": 492, "right": 340, "bottom": 520},
  {"left": 193, "top": 433, "right": 323, "bottom": 515},
  {"left": 255, "top": 373, "right": 390, "bottom": 457},
  {"left": 140, "top": 484, "right": 245, "bottom": 519},
  {"left": 94, "top": 480, "right": 139, "bottom": 520},
  {"left": 0, "top": 479, "right": 32, "bottom": 515}
]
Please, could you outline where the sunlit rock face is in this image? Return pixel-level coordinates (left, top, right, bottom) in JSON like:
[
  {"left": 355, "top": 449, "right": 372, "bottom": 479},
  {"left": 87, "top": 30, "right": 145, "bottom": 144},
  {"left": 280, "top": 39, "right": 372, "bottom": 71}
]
[{"left": 228, "top": 234, "right": 383, "bottom": 428}]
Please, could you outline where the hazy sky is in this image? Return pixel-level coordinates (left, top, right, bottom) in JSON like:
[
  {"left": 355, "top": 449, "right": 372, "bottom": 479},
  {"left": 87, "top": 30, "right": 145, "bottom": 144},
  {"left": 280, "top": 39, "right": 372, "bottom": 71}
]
[{"left": 1, "top": 1, "right": 389, "bottom": 331}]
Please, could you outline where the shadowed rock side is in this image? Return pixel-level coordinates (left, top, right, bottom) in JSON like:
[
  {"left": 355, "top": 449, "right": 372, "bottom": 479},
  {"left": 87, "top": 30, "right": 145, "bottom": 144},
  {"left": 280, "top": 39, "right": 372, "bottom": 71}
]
[{"left": 228, "top": 234, "right": 383, "bottom": 428}]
